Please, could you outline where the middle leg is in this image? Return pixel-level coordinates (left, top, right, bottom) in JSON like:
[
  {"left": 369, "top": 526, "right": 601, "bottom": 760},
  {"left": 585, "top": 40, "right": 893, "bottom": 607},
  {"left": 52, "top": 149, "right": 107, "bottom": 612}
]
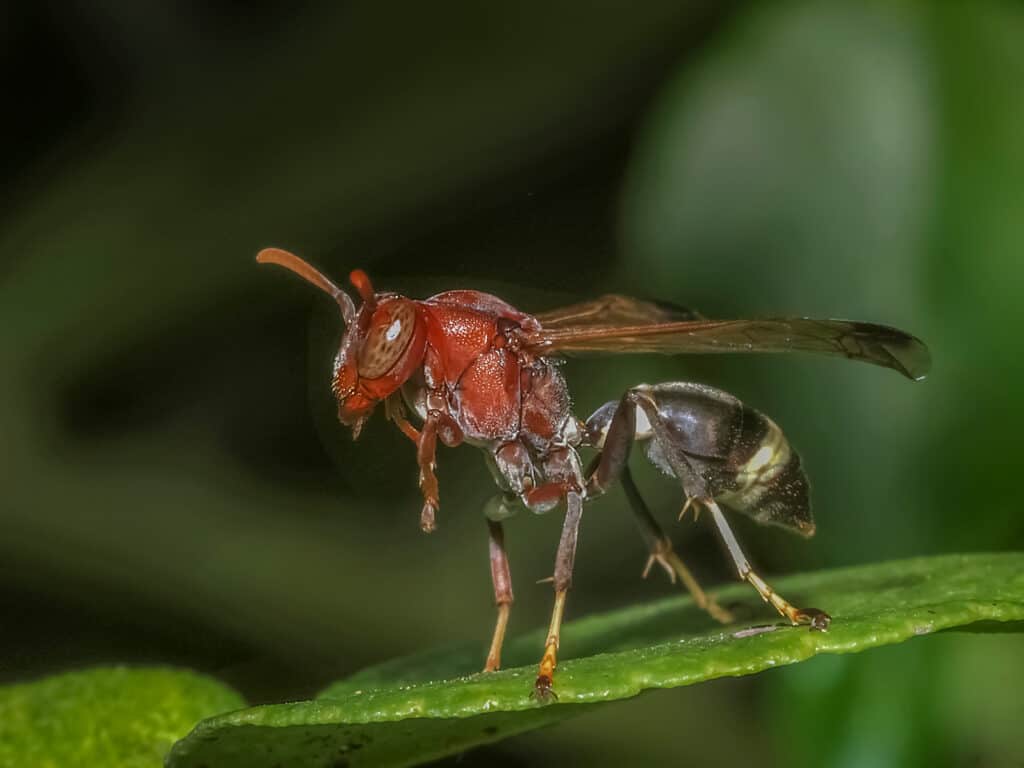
[{"left": 534, "top": 489, "right": 584, "bottom": 701}]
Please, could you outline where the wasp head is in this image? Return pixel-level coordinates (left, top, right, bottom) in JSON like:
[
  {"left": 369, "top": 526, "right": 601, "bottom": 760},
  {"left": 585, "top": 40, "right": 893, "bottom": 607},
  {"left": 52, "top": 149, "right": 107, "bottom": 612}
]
[{"left": 258, "top": 248, "right": 426, "bottom": 439}]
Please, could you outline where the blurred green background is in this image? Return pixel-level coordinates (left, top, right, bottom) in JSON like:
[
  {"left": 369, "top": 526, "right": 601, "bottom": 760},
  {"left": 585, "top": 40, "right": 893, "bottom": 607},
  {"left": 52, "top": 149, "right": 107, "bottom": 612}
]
[{"left": 2, "top": 1, "right": 1023, "bottom": 765}]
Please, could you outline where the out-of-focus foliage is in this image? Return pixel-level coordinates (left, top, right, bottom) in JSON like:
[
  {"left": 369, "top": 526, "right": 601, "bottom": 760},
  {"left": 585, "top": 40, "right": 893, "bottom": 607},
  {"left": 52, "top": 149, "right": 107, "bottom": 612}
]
[
  {"left": 0, "top": 667, "right": 243, "bottom": 768},
  {"left": 170, "top": 554, "right": 1024, "bottom": 768},
  {"left": 2, "top": 0, "right": 1022, "bottom": 766},
  {"left": 616, "top": 3, "right": 1024, "bottom": 765}
]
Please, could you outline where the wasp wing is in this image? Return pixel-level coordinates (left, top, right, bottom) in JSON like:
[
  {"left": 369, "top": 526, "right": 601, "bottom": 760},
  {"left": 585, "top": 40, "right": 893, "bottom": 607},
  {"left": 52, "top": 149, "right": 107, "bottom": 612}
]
[
  {"left": 535, "top": 294, "right": 702, "bottom": 329},
  {"left": 526, "top": 296, "right": 930, "bottom": 381}
]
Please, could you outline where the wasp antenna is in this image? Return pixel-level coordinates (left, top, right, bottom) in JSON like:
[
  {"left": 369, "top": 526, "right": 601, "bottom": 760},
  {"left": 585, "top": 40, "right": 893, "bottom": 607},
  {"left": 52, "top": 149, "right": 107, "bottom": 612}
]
[
  {"left": 257, "top": 248, "right": 356, "bottom": 325},
  {"left": 348, "top": 269, "right": 377, "bottom": 312}
]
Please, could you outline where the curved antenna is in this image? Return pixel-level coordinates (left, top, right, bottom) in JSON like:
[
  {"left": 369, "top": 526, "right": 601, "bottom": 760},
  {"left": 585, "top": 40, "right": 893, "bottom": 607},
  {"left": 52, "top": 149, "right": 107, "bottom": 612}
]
[
  {"left": 257, "top": 248, "right": 356, "bottom": 325},
  {"left": 348, "top": 269, "right": 377, "bottom": 314}
]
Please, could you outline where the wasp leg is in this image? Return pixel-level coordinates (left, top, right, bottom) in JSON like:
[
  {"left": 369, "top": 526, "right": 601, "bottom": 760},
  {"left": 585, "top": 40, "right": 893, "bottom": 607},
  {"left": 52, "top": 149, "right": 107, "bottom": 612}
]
[
  {"left": 484, "top": 519, "right": 513, "bottom": 672},
  {"left": 416, "top": 415, "right": 440, "bottom": 532},
  {"left": 522, "top": 479, "right": 576, "bottom": 512},
  {"left": 584, "top": 392, "right": 636, "bottom": 497},
  {"left": 518, "top": 446, "right": 585, "bottom": 515},
  {"left": 386, "top": 392, "right": 421, "bottom": 443},
  {"left": 413, "top": 404, "right": 465, "bottom": 533},
  {"left": 534, "top": 490, "right": 584, "bottom": 702},
  {"left": 621, "top": 465, "right": 733, "bottom": 624},
  {"left": 586, "top": 388, "right": 707, "bottom": 502},
  {"left": 583, "top": 393, "right": 731, "bottom": 623},
  {"left": 384, "top": 394, "right": 439, "bottom": 531},
  {"left": 586, "top": 385, "right": 825, "bottom": 629},
  {"left": 704, "top": 497, "right": 830, "bottom": 630}
]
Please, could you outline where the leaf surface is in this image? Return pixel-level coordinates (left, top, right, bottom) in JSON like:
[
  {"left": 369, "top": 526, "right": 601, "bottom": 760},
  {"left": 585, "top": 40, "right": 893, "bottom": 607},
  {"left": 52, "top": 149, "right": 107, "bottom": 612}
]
[
  {"left": 0, "top": 666, "right": 244, "bottom": 768},
  {"left": 169, "top": 553, "right": 1024, "bottom": 768}
]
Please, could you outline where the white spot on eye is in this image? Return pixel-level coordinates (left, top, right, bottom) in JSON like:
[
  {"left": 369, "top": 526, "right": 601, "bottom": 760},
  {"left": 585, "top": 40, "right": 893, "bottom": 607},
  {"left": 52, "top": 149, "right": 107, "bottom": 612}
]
[{"left": 385, "top": 318, "right": 402, "bottom": 342}]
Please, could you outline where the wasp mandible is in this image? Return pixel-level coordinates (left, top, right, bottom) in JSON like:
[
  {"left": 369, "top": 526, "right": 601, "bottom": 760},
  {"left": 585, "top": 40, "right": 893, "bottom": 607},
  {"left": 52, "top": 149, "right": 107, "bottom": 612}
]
[{"left": 257, "top": 248, "right": 930, "bottom": 700}]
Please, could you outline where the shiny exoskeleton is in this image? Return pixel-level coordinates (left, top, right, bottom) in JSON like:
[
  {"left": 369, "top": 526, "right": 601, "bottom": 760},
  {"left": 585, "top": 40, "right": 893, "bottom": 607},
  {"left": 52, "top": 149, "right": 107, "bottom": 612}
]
[{"left": 258, "top": 248, "right": 930, "bottom": 700}]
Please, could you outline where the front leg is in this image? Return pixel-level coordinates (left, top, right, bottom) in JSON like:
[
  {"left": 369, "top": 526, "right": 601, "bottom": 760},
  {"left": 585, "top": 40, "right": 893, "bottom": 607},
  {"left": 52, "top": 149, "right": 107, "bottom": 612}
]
[
  {"left": 386, "top": 392, "right": 421, "bottom": 444},
  {"left": 416, "top": 414, "right": 440, "bottom": 532},
  {"left": 388, "top": 392, "right": 463, "bottom": 532}
]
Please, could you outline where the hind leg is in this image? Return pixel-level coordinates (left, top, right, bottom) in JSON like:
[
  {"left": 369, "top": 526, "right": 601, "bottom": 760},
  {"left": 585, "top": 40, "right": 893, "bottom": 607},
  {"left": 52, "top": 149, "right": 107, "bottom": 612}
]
[
  {"left": 703, "top": 496, "right": 829, "bottom": 629},
  {"left": 620, "top": 465, "right": 733, "bottom": 624},
  {"left": 586, "top": 385, "right": 828, "bottom": 630},
  {"left": 585, "top": 393, "right": 730, "bottom": 622}
]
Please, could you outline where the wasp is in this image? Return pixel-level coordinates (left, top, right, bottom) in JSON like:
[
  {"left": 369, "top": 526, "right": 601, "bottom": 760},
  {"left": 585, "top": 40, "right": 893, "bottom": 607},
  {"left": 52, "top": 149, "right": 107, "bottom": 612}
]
[{"left": 257, "top": 248, "right": 930, "bottom": 700}]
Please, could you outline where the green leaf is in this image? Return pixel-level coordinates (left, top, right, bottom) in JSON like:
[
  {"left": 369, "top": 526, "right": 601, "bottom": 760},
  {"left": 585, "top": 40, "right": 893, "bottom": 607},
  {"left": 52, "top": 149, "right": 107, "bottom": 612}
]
[
  {"left": 0, "top": 666, "right": 244, "bottom": 768},
  {"left": 170, "top": 553, "right": 1024, "bottom": 768}
]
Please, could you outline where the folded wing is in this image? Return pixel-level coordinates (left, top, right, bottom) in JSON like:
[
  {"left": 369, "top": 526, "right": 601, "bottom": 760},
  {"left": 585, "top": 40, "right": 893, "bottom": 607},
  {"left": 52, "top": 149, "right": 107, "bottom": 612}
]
[{"left": 525, "top": 294, "right": 930, "bottom": 381}]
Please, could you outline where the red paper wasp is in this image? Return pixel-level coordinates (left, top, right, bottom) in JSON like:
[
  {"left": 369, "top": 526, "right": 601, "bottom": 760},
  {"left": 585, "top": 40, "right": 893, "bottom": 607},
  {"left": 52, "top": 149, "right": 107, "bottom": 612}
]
[{"left": 257, "top": 247, "right": 930, "bottom": 700}]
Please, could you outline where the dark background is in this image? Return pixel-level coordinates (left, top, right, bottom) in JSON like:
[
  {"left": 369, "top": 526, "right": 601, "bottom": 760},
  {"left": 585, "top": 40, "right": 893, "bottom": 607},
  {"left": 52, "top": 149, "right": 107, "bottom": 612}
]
[{"left": 3, "top": 2, "right": 1023, "bottom": 766}]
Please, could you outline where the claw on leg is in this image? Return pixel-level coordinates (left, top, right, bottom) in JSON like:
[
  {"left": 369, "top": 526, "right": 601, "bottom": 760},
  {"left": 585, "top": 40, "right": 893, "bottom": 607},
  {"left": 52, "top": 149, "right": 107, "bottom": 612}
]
[
  {"left": 533, "top": 589, "right": 567, "bottom": 701},
  {"left": 793, "top": 607, "right": 832, "bottom": 631},
  {"left": 677, "top": 496, "right": 701, "bottom": 522},
  {"left": 533, "top": 639, "right": 560, "bottom": 702},
  {"left": 642, "top": 552, "right": 676, "bottom": 583},
  {"left": 420, "top": 499, "right": 437, "bottom": 533},
  {"left": 417, "top": 460, "right": 439, "bottom": 533},
  {"left": 533, "top": 675, "right": 557, "bottom": 701}
]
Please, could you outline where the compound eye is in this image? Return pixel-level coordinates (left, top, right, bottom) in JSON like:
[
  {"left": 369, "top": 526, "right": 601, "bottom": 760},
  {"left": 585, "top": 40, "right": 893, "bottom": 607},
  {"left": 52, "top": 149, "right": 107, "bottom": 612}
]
[{"left": 357, "top": 301, "right": 417, "bottom": 379}]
